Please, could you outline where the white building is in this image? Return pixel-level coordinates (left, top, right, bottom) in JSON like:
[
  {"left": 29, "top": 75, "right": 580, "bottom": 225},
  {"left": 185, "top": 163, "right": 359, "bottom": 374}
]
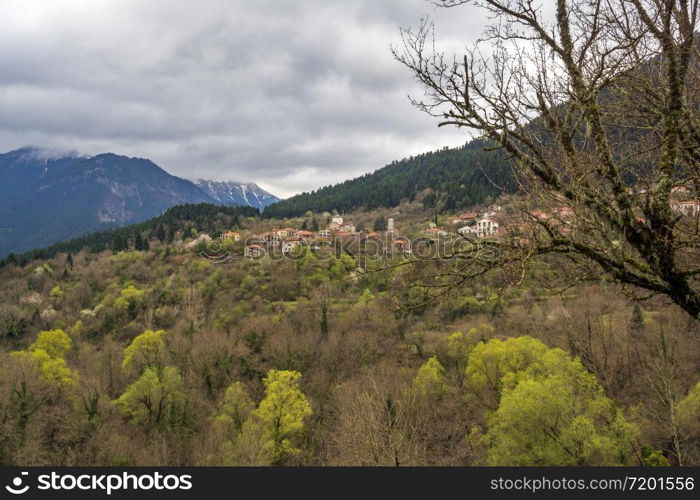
[
  {"left": 671, "top": 200, "right": 700, "bottom": 217},
  {"left": 282, "top": 237, "right": 304, "bottom": 255},
  {"left": 475, "top": 217, "right": 499, "bottom": 237},
  {"left": 332, "top": 215, "right": 344, "bottom": 225},
  {"left": 458, "top": 225, "right": 476, "bottom": 236}
]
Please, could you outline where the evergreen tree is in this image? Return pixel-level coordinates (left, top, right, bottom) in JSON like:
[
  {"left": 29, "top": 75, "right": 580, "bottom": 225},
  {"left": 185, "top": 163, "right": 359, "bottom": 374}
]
[
  {"left": 134, "top": 232, "right": 149, "bottom": 251},
  {"left": 629, "top": 304, "right": 645, "bottom": 335},
  {"left": 373, "top": 215, "right": 387, "bottom": 232},
  {"left": 320, "top": 304, "right": 329, "bottom": 340}
]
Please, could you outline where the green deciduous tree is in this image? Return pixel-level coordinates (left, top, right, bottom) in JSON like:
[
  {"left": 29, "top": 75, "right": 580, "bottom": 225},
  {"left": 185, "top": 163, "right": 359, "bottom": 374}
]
[
  {"left": 122, "top": 329, "right": 167, "bottom": 374},
  {"left": 12, "top": 349, "right": 77, "bottom": 390},
  {"left": 465, "top": 336, "right": 549, "bottom": 410},
  {"left": 677, "top": 381, "right": 700, "bottom": 464},
  {"left": 414, "top": 356, "right": 446, "bottom": 399},
  {"left": 253, "top": 370, "right": 312, "bottom": 461},
  {"left": 465, "top": 337, "right": 638, "bottom": 465},
  {"left": 11, "top": 329, "right": 77, "bottom": 389},
  {"left": 30, "top": 329, "right": 72, "bottom": 358},
  {"left": 114, "top": 285, "right": 146, "bottom": 317},
  {"left": 484, "top": 367, "right": 637, "bottom": 465},
  {"left": 113, "top": 366, "right": 185, "bottom": 429},
  {"left": 212, "top": 382, "right": 254, "bottom": 436}
]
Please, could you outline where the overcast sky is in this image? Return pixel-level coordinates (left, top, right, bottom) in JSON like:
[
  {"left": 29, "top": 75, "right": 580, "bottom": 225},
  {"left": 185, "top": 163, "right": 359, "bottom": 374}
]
[{"left": 0, "top": 0, "right": 487, "bottom": 198}]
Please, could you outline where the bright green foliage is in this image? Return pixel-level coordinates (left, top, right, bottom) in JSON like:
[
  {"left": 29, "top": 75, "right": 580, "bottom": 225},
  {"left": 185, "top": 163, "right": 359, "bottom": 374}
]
[
  {"left": 485, "top": 370, "right": 637, "bottom": 465},
  {"left": 122, "top": 329, "right": 167, "bottom": 374},
  {"left": 10, "top": 328, "right": 77, "bottom": 389},
  {"left": 641, "top": 446, "right": 670, "bottom": 466},
  {"left": 11, "top": 349, "right": 77, "bottom": 389},
  {"left": 414, "top": 356, "right": 446, "bottom": 399},
  {"left": 441, "top": 330, "right": 476, "bottom": 372},
  {"left": 114, "top": 284, "right": 145, "bottom": 314},
  {"left": 49, "top": 286, "right": 64, "bottom": 299},
  {"left": 446, "top": 331, "right": 471, "bottom": 362},
  {"left": 114, "top": 366, "right": 185, "bottom": 427},
  {"left": 212, "top": 382, "right": 255, "bottom": 435},
  {"left": 471, "top": 338, "right": 638, "bottom": 465},
  {"left": 358, "top": 289, "right": 375, "bottom": 305},
  {"left": 211, "top": 383, "right": 271, "bottom": 465},
  {"left": 465, "top": 336, "right": 550, "bottom": 409},
  {"left": 677, "top": 381, "right": 700, "bottom": 439},
  {"left": 30, "top": 329, "right": 72, "bottom": 358},
  {"left": 217, "top": 418, "right": 272, "bottom": 466},
  {"left": 253, "top": 370, "right": 312, "bottom": 460}
]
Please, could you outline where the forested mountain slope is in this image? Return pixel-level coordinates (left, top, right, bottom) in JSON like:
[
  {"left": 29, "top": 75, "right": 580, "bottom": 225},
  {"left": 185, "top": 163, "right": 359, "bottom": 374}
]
[{"left": 263, "top": 140, "right": 514, "bottom": 218}]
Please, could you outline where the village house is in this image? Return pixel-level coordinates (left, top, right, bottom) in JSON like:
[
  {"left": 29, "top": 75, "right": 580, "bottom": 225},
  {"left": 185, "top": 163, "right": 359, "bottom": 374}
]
[
  {"left": 486, "top": 204, "right": 502, "bottom": 216},
  {"left": 318, "top": 229, "right": 331, "bottom": 238},
  {"left": 424, "top": 227, "right": 448, "bottom": 237},
  {"left": 475, "top": 217, "right": 499, "bottom": 237},
  {"left": 275, "top": 227, "right": 297, "bottom": 238},
  {"left": 244, "top": 244, "right": 265, "bottom": 258},
  {"left": 331, "top": 215, "right": 344, "bottom": 225},
  {"left": 282, "top": 237, "right": 304, "bottom": 254},
  {"left": 447, "top": 215, "right": 461, "bottom": 225},
  {"left": 459, "top": 211, "right": 479, "bottom": 221},
  {"left": 457, "top": 225, "right": 476, "bottom": 236},
  {"left": 327, "top": 221, "right": 341, "bottom": 231},
  {"left": 311, "top": 236, "right": 331, "bottom": 248},
  {"left": 334, "top": 231, "right": 360, "bottom": 239},
  {"left": 671, "top": 200, "right": 700, "bottom": 217},
  {"left": 297, "top": 230, "right": 315, "bottom": 239},
  {"left": 341, "top": 222, "right": 356, "bottom": 232},
  {"left": 221, "top": 231, "right": 240, "bottom": 241},
  {"left": 260, "top": 232, "right": 281, "bottom": 246},
  {"left": 392, "top": 237, "right": 411, "bottom": 254}
]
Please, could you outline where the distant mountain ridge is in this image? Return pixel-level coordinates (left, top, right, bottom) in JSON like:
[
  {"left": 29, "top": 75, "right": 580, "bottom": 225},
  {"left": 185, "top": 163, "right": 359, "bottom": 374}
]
[
  {"left": 190, "top": 179, "right": 279, "bottom": 210},
  {"left": 0, "top": 147, "right": 278, "bottom": 257},
  {"left": 1, "top": 203, "right": 258, "bottom": 267}
]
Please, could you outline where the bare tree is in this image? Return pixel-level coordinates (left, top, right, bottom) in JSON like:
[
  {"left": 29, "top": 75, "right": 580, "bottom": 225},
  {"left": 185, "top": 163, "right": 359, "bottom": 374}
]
[{"left": 395, "top": 0, "right": 700, "bottom": 318}]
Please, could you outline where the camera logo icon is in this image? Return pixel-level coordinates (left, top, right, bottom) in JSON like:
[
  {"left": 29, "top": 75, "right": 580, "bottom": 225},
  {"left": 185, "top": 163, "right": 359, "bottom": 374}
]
[{"left": 5, "top": 472, "right": 29, "bottom": 495}]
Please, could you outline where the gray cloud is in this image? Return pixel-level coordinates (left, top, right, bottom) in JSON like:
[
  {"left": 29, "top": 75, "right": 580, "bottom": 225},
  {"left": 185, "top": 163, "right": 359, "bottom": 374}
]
[{"left": 0, "top": 0, "right": 487, "bottom": 197}]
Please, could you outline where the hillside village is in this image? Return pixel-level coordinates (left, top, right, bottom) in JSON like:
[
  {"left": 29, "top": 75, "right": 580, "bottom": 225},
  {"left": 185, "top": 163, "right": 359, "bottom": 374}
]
[
  {"left": 192, "top": 194, "right": 700, "bottom": 261},
  {"left": 203, "top": 204, "right": 507, "bottom": 261}
]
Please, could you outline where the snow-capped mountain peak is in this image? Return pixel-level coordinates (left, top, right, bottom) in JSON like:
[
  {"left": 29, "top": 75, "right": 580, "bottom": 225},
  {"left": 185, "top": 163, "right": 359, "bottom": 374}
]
[{"left": 190, "top": 179, "right": 280, "bottom": 209}]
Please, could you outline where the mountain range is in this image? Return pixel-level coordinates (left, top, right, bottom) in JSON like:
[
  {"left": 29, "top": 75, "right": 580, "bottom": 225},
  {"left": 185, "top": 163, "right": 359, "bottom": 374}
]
[{"left": 0, "top": 147, "right": 279, "bottom": 257}]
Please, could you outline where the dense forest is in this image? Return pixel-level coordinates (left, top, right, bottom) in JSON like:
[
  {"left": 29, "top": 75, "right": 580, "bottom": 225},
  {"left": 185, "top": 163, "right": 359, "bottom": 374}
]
[
  {"left": 0, "top": 201, "right": 698, "bottom": 466},
  {"left": 263, "top": 140, "right": 515, "bottom": 218}
]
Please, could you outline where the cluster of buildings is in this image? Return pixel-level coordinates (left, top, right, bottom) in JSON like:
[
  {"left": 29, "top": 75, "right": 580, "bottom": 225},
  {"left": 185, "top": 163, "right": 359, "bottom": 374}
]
[
  {"left": 444, "top": 205, "right": 503, "bottom": 239},
  {"left": 218, "top": 195, "right": 700, "bottom": 260},
  {"left": 233, "top": 214, "right": 428, "bottom": 258},
  {"left": 240, "top": 216, "right": 366, "bottom": 258}
]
